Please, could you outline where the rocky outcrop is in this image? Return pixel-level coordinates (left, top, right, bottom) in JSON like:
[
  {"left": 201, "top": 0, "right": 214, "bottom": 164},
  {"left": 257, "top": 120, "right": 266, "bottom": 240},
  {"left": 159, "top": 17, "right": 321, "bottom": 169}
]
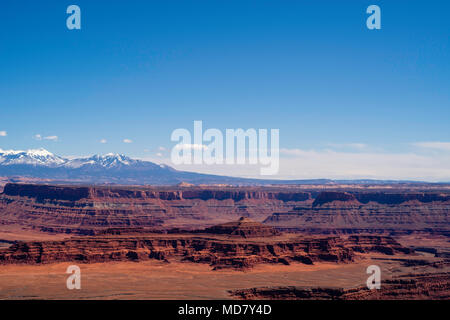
[
  {"left": 0, "top": 183, "right": 314, "bottom": 233},
  {"left": 312, "top": 191, "right": 450, "bottom": 206},
  {"left": 0, "top": 234, "right": 353, "bottom": 269},
  {"left": 265, "top": 191, "right": 450, "bottom": 235},
  {"left": 202, "top": 217, "right": 281, "bottom": 238},
  {"left": 312, "top": 192, "right": 359, "bottom": 207},
  {"left": 3, "top": 184, "right": 449, "bottom": 205},
  {"left": 3, "top": 183, "right": 92, "bottom": 201},
  {"left": 2, "top": 183, "right": 312, "bottom": 202},
  {"left": 2, "top": 184, "right": 449, "bottom": 235},
  {"left": 355, "top": 192, "right": 450, "bottom": 205},
  {"left": 230, "top": 272, "right": 450, "bottom": 300},
  {"left": 230, "top": 286, "right": 347, "bottom": 300},
  {"left": 0, "top": 223, "right": 414, "bottom": 270},
  {"left": 344, "top": 235, "right": 414, "bottom": 255}
]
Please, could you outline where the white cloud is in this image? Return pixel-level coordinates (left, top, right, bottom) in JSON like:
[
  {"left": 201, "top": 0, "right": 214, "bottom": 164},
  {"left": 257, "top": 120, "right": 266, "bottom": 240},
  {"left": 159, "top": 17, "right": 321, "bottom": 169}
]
[
  {"left": 161, "top": 147, "right": 450, "bottom": 182},
  {"left": 327, "top": 143, "right": 368, "bottom": 150},
  {"left": 0, "top": 131, "right": 7, "bottom": 137},
  {"left": 174, "top": 143, "right": 207, "bottom": 151},
  {"left": 158, "top": 146, "right": 166, "bottom": 151},
  {"left": 100, "top": 139, "right": 107, "bottom": 144},
  {"left": 44, "top": 135, "right": 58, "bottom": 141},
  {"left": 276, "top": 148, "right": 450, "bottom": 181},
  {"left": 123, "top": 139, "right": 133, "bottom": 144},
  {"left": 33, "top": 134, "right": 58, "bottom": 141},
  {"left": 156, "top": 152, "right": 163, "bottom": 157},
  {"left": 280, "top": 148, "right": 312, "bottom": 156},
  {"left": 412, "top": 141, "right": 450, "bottom": 151}
]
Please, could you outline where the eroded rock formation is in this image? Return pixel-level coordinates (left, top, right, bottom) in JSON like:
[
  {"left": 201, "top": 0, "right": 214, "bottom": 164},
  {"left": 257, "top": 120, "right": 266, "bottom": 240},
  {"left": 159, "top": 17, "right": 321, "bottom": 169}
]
[
  {"left": 265, "top": 191, "right": 450, "bottom": 235},
  {"left": 1, "top": 184, "right": 449, "bottom": 236},
  {"left": 0, "top": 183, "right": 314, "bottom": 233},
  {"left": 202, "top": 217, "right": 281, "bottom": 238},
  {"left": 229, "top": 272, "right": 450, "bottom": 300},
  {"left": 0, "top": 218, "right": 413, "bottom": 270}
]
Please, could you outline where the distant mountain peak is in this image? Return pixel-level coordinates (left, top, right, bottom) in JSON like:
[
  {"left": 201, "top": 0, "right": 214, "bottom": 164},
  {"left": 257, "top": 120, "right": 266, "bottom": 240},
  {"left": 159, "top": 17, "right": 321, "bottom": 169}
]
[
  {"left": 0, "top": 148, "right": 65, "bottom": 166},
  {"left": 65, "top": 153, "right": 137, "bottom": 169},
  {"left": 26, "top": 148, "right": 55, "bottom": 157},
  {"left": 104, "top": 152, "right": 125, "bottom": 157}
]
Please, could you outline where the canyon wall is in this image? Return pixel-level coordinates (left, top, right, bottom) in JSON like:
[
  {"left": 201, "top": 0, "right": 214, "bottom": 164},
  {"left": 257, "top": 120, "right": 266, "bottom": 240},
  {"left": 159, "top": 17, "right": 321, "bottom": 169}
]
[
  {"left": 1, "top": 183, "right": 449, "bottom": 235},
  {"left": 230, "top": 272, "right": 450, "bottom": 300},
  {"left": 2, "top": 183, "right": 312, "bottom": 202},
  {"left": 265, "top": 191, "right": 450, "bottom": 235},
  {"left": 0, "top": 232, "right": 412, "bottom": 270},
  {"left": 0, "top": 183, "right": 314, "bottom": 233}
]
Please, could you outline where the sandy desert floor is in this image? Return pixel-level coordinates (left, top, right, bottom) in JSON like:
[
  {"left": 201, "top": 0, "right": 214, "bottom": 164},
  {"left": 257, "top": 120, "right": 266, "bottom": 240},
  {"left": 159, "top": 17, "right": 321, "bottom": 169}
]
[{"left": 0, "top": 254, "right": 439, "bottom": 300}]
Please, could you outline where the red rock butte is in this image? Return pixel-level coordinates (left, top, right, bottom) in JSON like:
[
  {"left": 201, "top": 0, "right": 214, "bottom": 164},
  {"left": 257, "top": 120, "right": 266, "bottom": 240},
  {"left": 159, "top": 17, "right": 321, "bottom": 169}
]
[{"left": 203, "top": 217, "right": 281, "bottom": 238}]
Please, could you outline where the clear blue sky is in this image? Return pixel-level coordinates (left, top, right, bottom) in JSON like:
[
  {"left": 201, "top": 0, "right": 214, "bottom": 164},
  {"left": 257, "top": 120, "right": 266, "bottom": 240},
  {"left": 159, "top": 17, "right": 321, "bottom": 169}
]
[{"left": 0, "top": 1, "right": 449, "bottom": 180}]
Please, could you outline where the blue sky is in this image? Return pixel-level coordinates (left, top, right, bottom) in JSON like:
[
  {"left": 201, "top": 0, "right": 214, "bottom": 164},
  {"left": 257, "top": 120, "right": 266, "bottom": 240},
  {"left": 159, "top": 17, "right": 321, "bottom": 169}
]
[{"left": 0, "top": 1, "right": 449, "bottom": 180}]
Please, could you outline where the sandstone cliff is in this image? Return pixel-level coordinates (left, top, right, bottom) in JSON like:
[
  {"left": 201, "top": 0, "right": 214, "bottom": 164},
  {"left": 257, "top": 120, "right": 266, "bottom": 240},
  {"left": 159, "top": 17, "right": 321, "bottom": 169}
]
[
  {"left": 1, "top": 184, "right": 449, "bottom": 235},
  {"left": 0, "top": 218, "right": 413, "bottom": 270},
  {"left": 0, "top": 183, "right": 314, "bottom": 233},
  {"left": 230, "top": 272, "right": 450, "bottom": 300},
  {"left": 202, "top": 217, "right": 281, "bottom": 238},
  {"left": 265, "top": 191, "right": 450, "bottom": 234}
]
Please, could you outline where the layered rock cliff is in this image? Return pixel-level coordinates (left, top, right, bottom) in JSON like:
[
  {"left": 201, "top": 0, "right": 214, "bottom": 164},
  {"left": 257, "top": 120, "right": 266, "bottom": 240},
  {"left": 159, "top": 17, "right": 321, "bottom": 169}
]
[
  {"left": 202, "top": 217, "right": 281, "bottom": 238},
  {"left": 230, "top": 272, "right": 450, "bottom": 300},
  {"left": 265, "top": 191, "right": 450, "bottom": 235},
  {"left": 0, "top": 218, "right": 413, "bottom": 269},
  {"left": 0, "top": 235, "right": 354, "bottom": 269},
  {"left": 0, "top": 183, "right": 315, "bottom": 233},
  {"left": 2, "top": 183, "right": 313, "bottom": 202},
  {"left": 1, "top": 184, "right": 449, "bottom": 235}
]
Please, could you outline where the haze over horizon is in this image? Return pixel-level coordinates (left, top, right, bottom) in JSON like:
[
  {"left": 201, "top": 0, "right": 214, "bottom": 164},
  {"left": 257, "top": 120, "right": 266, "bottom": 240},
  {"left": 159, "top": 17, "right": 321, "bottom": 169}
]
[
  {"left": 1, "top": 1, "right": 449, "bottom": 181},
  {"left": 0, "top": 147, "right": 449, "bottom": 183}
]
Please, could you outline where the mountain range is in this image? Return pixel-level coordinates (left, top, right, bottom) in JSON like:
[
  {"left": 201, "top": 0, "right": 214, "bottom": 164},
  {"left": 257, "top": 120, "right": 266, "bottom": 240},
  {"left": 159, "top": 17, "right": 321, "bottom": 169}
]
[
  {"left": 0, "top": 148, "right": 272, "bottom": 185},
  {"left": 0, "top": 148, "right": 437, "bottom": 186},
  {"left": 0, "top": 148, "right": 209, "bottom": 185}
]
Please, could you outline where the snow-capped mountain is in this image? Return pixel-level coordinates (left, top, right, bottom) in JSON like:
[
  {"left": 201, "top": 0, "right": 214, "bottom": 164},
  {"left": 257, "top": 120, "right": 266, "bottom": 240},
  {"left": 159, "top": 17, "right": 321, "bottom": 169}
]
[
  {"left": 0, "top": 147, "right": 258, "bottom": 185},
  {"left": 0, "top": 148, "right": 378, "bottom": 186},
  {"left": 0, "top": 148, "right": 66, "bottom": 167},
  {"left": 0, "top": 148, "right": 211, "bottom": 184},
  {"left": 65, "top": 153, "right": 139, "bottom": 169},
  {"left": 0, "top": 149, "right": 152, "bottom": 169}
]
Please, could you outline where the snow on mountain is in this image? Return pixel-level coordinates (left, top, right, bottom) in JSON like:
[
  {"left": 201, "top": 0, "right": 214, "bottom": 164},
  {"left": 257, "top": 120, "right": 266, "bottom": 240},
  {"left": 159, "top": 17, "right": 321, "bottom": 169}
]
[
  {"left": 0, "top": 149, "right": 152, "bottom": 169},
  {"left": 0, "top": 148, "right": 193, "bottom": 184},
  {"left": 0, "top": 148, "right": 66, "bottom": 166},
  {"left": 1, "top": 149, "right": 153, "bottom": 170},
  {"left": 65, "top": 153, "right": 139, "bottom": 169}
]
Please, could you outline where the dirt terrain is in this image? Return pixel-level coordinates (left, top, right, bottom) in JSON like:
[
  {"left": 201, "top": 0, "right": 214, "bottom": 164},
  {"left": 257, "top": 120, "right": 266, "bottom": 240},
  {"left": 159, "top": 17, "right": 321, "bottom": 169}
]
[{"left": 0, "top": 252, "right": 446, "bottom": 300}]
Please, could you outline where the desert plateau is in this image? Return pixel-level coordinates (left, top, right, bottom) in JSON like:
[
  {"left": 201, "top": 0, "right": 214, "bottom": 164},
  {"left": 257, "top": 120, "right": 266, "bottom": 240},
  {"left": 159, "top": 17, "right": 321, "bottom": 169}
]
[{"left": 0, "top": 182, "right": 448, "bottom": 300}]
